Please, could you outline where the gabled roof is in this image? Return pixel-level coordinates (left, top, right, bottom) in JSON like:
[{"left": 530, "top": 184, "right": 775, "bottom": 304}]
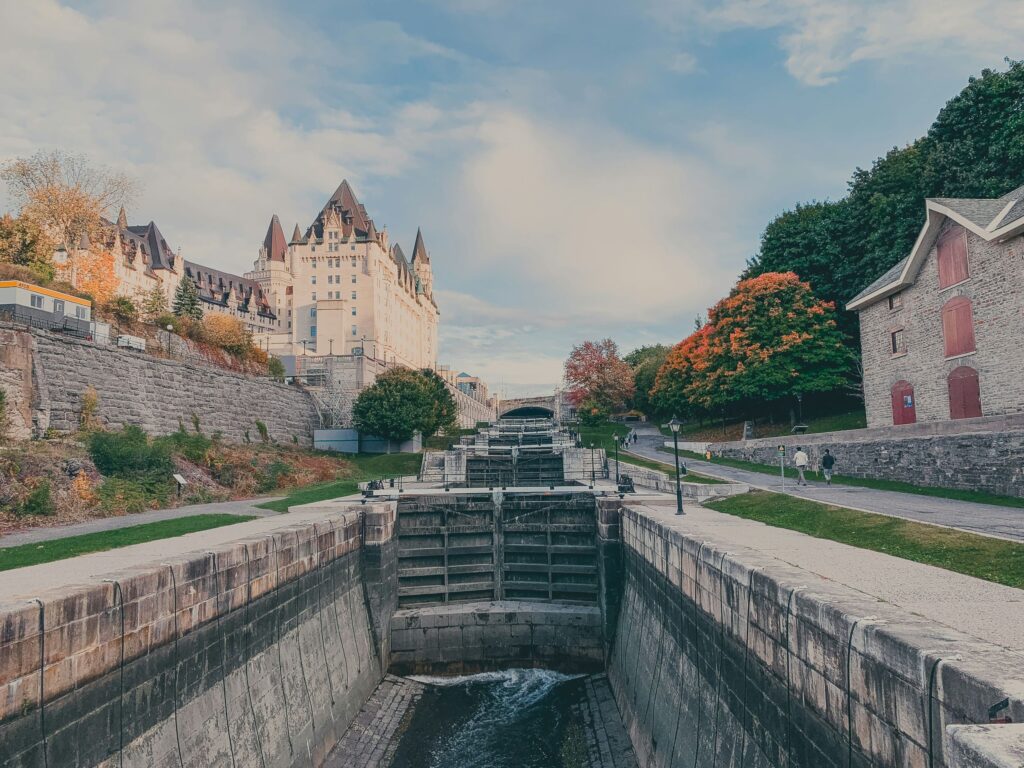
[
  {"left": 847, "top": 183, "right": 1024, "bottom": 310},
  {"left": 263, "top": 214, "right": 288, "bottom": 262},
  {"left": 126, "top": 221, "right": 176, "bottom": 272},
  {"left": 411, "top": 227, "right": 429, "bottom": 264},
  {"left": 184, "top": 260, "right": 276, "bottom": 318}
]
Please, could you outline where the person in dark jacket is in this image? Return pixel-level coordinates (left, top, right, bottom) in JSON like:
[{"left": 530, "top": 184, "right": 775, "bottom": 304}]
[{"left": 821, "top": 449, "right": 836, "bottom": 486}]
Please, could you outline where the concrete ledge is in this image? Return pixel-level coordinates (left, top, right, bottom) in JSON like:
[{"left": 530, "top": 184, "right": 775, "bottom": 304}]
[{"left": 946, "top": 724, "right": 1024, "bottom": 767}]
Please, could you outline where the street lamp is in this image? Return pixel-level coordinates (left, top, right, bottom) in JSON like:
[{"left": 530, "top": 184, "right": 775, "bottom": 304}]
[
  {"left": 668, "top": 416, "right": 686, "bottom": 516},
  {"left": 613, "top": 436, "right": 620, "bottom": 485},
  {"left": 165, "top": 324, "right": 173, "bottom": 357},
  {"left": 589, "top": 442, "right": 595, "bottom": 488}
]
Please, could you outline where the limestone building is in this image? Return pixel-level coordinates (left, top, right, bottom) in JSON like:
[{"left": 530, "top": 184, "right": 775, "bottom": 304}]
[
  {"left": 247, "top": 180, "right": 439, "bottom": 368},
  {"left": 848, "top": 184, "right": 1024, "bottom": 427}
]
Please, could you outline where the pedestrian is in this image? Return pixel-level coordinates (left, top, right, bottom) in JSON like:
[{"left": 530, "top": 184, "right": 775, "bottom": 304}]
[
  {"left": 632, "top": 431, "right": 638, "bottom": 444},
  {"left": 821, "top": 449, "right": 835, "bottom": 486},
  {"left": 793, "top": 446, "right": 809, "bottom": 486}
]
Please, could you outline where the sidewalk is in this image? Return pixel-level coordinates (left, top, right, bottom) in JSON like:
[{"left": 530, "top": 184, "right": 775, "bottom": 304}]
[
  {"left": 0, "top": 498, "right": 282, "bottom": 549},
  {"left": 626, "top": 423, "right": 1024, "bottom": 542}
]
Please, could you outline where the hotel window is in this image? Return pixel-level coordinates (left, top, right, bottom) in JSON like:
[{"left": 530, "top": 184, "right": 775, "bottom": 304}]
[
  {"left": 312, "top": 292, "right": 316, "bottom": 301},
  {"left": 311, "top": 326, "right": 317, "bottom": 337},
  {"left": 311, "top": 275, "right": 317, "bottom": 284},
  {"left": 310, "top": 308, "right": 317, "bottom": 317},
  {"left": 351, "top": 308, "right": 357, "bottom": 316},
  {"left": 890, "top": 329, "right": 906, "bottom": 355},
  {"left": 351, "top": 324, "right": 357, "bottom": 336},
  {"left": 888, "top": 292, "right": 903, "bottom": 310},
  {"left": 351, "top": 291, "right": 357, "bottom": 299},
  {"left": 30, "top": 294, "right": 43, "bottom": 308},
  {"left": 351, "top": 274, "right": 357, "bottom": 284},
  {"left": 351, "top": 246, "right": 356, "bottom": 251},
  {"left": 328, "top": 275, "right": 333, "bottom": 284}
]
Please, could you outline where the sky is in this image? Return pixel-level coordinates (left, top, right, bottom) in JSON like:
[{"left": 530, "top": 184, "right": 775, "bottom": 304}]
[{"left": 2, "top": 1, "right": 1021, "bottom": 396}]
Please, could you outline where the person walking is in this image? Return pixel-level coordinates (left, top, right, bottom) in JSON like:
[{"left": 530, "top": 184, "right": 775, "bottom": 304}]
[
  {"left": 793, "top": 446, "right": 809, "bottom": 486},
  {"left": 821, "top": 449, "right": 835, "bottom": 486}
]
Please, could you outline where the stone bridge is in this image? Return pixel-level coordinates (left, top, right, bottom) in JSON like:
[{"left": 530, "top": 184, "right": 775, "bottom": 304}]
[{"left": 497, "top": 392, "right": 566, "bottom": 420}]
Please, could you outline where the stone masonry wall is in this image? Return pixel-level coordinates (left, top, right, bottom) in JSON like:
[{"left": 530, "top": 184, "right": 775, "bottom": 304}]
[
  {"left": 710, "top": 423, "right": 1024, "bottom": 498},
  {"left": 0, "top": 327, "right": 34, "bottom": 440},
  {"left": 607, "top": 505, "right": 1024, "bottom": 768},
  {"left": 858, "top": 221, "right": 1024, "bottom": 428},
  {"left": 0, "top": 505, "right": 392, "bottom": 768},
  {"left": 3, "top": 323, "right": 318, "bottom": 444}
]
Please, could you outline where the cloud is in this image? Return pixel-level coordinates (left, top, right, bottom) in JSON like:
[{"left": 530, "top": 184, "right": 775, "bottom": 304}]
[
  {"left": 668, "top": 51, "right": 699, "bottom": 74},
  {"left": 650, "top": 0, "right": 1024, "bottom": 85}
]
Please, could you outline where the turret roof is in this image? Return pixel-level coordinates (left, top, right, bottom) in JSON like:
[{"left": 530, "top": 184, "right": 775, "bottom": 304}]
[
  {"left": 263, "top": 214, "right": 288, "bottom": 262},
  {"left": 411, "top": 227, "right": 429, "bottom": 264}
]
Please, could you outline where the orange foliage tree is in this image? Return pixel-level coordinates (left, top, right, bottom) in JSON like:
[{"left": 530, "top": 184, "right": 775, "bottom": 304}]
[
  {"left": 652, "top": 272, "right": 849, "bottom": 416},
  {"left": 563, "top": 339, "right": 635, "bottom": 416},
  {"left": 73, "top": 248, "right": 118, "bottom": 305}
]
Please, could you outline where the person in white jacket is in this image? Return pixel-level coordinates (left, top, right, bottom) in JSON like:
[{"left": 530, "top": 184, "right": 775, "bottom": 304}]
[{"left": 793, "top": 447, "right": 809, "bottom": 486}]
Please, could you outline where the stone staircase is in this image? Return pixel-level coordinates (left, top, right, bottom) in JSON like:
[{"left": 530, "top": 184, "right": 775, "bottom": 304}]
[{"left": 419, "top": 451, "right": 446, "bottom": 483}]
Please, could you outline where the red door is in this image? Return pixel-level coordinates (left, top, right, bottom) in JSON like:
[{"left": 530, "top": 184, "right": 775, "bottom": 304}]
[
  {"left": 891, "top": 381, "right": 917, "bottom": 425},
  {"left": 948, "top": 366, "right": 982, "bottom": 419}
]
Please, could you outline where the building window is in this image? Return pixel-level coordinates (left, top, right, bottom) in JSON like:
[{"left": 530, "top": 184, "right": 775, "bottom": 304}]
[
  {"left": 937, "top": 228, "right": 969, "bottom": 289},
  {"left": 53, "top": 300, "right": 64, "bottom": 314},
  {"left": 30, "top": 294, "right": 43, "bottom": 308},
  {"left": 890, "top": 329, "right": 906, "bottom": 355},
  {"left": 351, "top": 324, "right": 357, "bottom": 336},
  {"left": 311, "top": 325, "right": 316, "bottom": 337},
  {"left": 351, "top": 308, "right": 357, "bottom": 316},
  {"left": 947, "top": 366, "right": 982, "bottom": 420},
  {"left": 888, "top": 292, "right": 903, "bottom": 310},
  {"left": 351, "top": 246, "right": 356, "bottom": 252},
  {"left": 941, "top": 296, "right": 976, "bottom": 358},
  {"left": 311, "top": 275, "right": 317, "bottom": 285},
  {"left": 312, "top": 292, "right": 316, "bottom": 301},
  {"left": 351, "top": 291, "right": 357, "bottom": 299},
  {"left": 890, "top": 380, "right": 917, "bottom": 425},
  {"left": 75, "top": 306, "right": 86, "bottom": 319},
  {"left": 310, "top": 308, "right": 317, "bottom": 317},
  {"left": 351, "top": 274, "right": 357, "bottom": 284},
  {"left": 327, "top": 275, "right": 333, "bottom": 284}
]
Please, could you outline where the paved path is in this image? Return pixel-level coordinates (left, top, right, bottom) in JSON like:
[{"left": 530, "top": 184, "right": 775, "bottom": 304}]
[
  {"left": 0, "top": 498, "right": 282, "bottom": 549},
  {"left": 625, "top": 423, "right": 1024, "bottom": 542}
]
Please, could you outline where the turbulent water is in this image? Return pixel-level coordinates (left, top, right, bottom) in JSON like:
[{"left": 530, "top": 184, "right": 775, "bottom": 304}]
[{"left": 389, "top": 669, "right": 591, "bottom": 768}]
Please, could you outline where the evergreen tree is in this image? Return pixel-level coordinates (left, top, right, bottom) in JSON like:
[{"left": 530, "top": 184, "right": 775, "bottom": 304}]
[
  {"left": 172, "top": 278, "right": 203, "bottom": 320},
  {"left": 141, "top": 285, "right": 167, "bottom": 322}
]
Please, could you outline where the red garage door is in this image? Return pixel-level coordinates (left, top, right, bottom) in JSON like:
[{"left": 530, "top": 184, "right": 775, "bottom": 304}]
[
  {"left": 891, "top": 381, "right": 917, "bottom": 425},
  {"left": 948, "top": 366, "right": 982, "bottom": 420}
]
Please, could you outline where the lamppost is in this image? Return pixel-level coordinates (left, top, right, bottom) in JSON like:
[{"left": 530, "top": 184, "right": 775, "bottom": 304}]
[
  {"left": 165, "top": 324, "right": 173, "bottom": 357},
  {"left": 795, "top": 392, "right": 804, "bottom": 424},
  {"left": 613, "top": 436, "right": 620, "bottom": 485},
  {"left": 589, "top": 442, "right": 595, "bottom": 488},
  {"left": 668, "top": 416, "right": 686, "bottom": 516}
]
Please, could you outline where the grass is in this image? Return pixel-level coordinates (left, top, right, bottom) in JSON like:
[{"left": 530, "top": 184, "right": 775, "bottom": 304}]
[
  {"left": 424, "top": 428, "right": 476, "bottom": 451},
  {"left": 615, "top": 453, "right": 724, "bottom": 485},
  {"left": 705, "top": 491, "right": 1024, "bottom": 589},
  {"left": 656, "top": 409, "right": 868, "bottom": 442},
  {"left": 663, "top": 447, "right": 1024, "bottom": 509},
  {"left": 0, "top": 514, "right": 256, "bottom": 572},
  {"left": 257, "top": 452, "right": 423, "bottom": 513},
  {"left": 578, "top": 421, "right": 632, "bottom": 452}
]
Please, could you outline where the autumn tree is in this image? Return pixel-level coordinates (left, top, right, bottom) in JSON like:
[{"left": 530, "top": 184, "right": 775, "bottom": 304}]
[
  {"left": 564, "top": 339, "right": 635, "bottom": 415},
  {"left": 0, "top": 213, "right": 55, "bottom": 283},
  {"left": 74, "top": 248, "right": 118, "bottom": 305},
  {"left": 141, "top": 285, "right": 167, "bottom": 322},
  {"left": 202, "top": 314, "right": 251, "bottom": 356},
  {"left": 676, "top": 273, "right": 849, "bottom": 414},
  {"left": 172, "top": 277, "right": 203, "bottom": 320},
  {"left": 1, "top": 151, "right": 136, "bottom": 281},
  {"left": 649, "top": 325, "right": 712, "bottom": 420}
]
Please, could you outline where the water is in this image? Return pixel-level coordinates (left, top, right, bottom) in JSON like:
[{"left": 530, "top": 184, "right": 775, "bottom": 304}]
[{"left": 389, "top": 669, "right": 591, "bottom": 768}]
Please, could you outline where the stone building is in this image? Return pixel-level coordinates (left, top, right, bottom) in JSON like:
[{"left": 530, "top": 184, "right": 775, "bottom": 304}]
[
  {"left": 246, "top": 180, "right": 439, "bottom": 369},
  {"left": 848, "top": 184, "right": 1024, "bottom": 427}
]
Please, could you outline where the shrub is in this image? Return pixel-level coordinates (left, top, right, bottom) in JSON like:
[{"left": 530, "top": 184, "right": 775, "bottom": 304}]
[
  {"left": 191, "top": 413, "right": 201, "bottom": 434},
  {"left": 268, "top": 357, "right": 286, "bottom": 380},
  {"left": 88, "top": 425, "right": 173, "bottom": 478},
  {"left": 97, "top": 477, "right": 168, "bottom": 514},
  {"left": 14, "top": 480, "right": 54, "bottom": 517},
  {"left": 257, "top": 460, "right": 292, "bottom": 493},
  {"left": 255, "top": 420, "right": 269, "bottom": 444},
  {"left": 80, "top": 386, "right": 100, "bottom": 430},
  {"left": 202, "top": 314, "right": 251, "bottom": 356},
  {"left": 105, "top": 296, "right": 138, "bottom": 326},
  {"left": 577, "top": 398, "right": 611, "bottom": 426},
  {"left": 155, "top": 429, "right": 212, "bottom": 463}
]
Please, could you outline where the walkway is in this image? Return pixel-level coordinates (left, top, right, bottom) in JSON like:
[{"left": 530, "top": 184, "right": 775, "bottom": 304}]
[
  {"left": 625, "top": 423, "right": 1024, "bottom": 542},
  {"left": 0, "top": 497, "right": 281, "bottom": 549}
]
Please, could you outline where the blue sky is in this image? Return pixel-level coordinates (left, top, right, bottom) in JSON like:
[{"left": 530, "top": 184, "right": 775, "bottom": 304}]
[{"left": 2, "top": 1, "right": 1020, "bottom": 395}]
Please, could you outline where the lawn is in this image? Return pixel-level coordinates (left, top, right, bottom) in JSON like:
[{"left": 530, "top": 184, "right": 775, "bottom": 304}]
[
  {"left": 0, "top": 514, "right": 256, "bottom": 572},
  {"left": 258, "top": 452, "right": 423, "bottom": 513},
  {"left": 663, "top": 447, "right": 1024, "bottom": 509},
  {"left": 705, "top": 491, "right": 1024, "bottom": 589},
  {"left": 577, "top": 420, "right": 722, "bottom": 484}
]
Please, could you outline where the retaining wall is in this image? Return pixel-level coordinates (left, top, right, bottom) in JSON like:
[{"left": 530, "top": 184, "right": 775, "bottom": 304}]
[
  {"left": 606, "top": 504, "right": 1024, "bottom": 768},
  {"left": 709, "top": 419, "right": 1024, "bottom": 498},
  {"left": 388, "top": 601, "right": 604, "bottom": 675},
  {"left": 0, "top": 506, "right": 393, "bottom": 768},
  {"left": 0, "top": 323, "right": 317, "bottom": 444}
]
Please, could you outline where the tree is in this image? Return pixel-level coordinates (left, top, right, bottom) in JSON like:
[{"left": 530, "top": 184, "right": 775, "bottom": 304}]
[
  {"left": 352, "top": 368, "right": 437, "bottom": 442},
  {"left": 202, "top": 314, "right": 251, "bottom": 355},
  {"left": 682, "top": 273, "right": 849, "bottom": 414},
  {"left": 650, "top": 325, "right": 712, "bottom": 420},
  {"left": 1, "top": 151, "right": 136, "bottom": 275},
  {"left": 75, "top": 248, "right": 118, "bottom": 306},
  {"left": 106, "top": 296, "right": 138, "bottom": 326},
  {"left": 623, "top": 344, "right": 669, "bottom": 416},
  {"left": 0, "top": 213, "right": 55, "bottom": 283},
  {"left": 563, "top": 339, "right": 635, "bottom": 413},
  {"left": 141, "top": 286, "right": 168, "bottom": 322},
  {"left": 172, "top": 277, "right": 203, "bottom": 320},
  {"left": 418, "top": 369, "right": 459, "bottom": 437}
]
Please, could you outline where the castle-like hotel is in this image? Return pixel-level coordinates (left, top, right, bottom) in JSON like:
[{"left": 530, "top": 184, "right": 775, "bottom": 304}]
[{"left": 97, "top": 179, "right": 439, "bottom": 370}]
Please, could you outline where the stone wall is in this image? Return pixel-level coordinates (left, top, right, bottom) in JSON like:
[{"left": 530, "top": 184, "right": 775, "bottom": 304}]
[
  {"left": 0, "top": 327, "right": 34, "bottom": 440},
  {"left": 388, "top": 601, "right": 605, "bottom": 675},
  {"left": 0, "top": 506, "right": 389, "bottom": 768},
  {"left": 607, "top": 504, "right": 1024, "bottom": 768},
  {"left": 709, "top": 420, "right": 1024, "bottom": 498},
  {"left": 1, "top": 323, "right": 318, "bottom": 444},
  {"left": 857, "top": 220, "right": 1024, "bottom": 428}
]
